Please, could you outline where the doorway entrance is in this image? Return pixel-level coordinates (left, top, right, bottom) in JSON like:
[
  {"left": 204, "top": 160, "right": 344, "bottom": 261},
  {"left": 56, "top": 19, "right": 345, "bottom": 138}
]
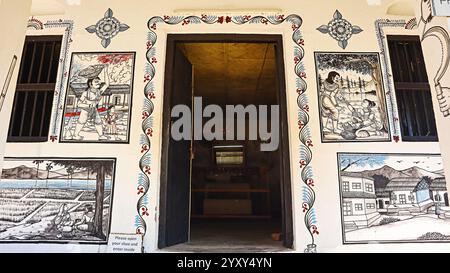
[{"left": 158, "top": 34, "right": 293, "bottom": 251}]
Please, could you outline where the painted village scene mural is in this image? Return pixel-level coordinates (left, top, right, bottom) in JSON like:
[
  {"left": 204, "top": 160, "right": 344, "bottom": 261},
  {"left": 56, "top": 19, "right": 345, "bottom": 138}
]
[
  {"left": 315, "top": 52, "right": 390, "bottom": 142},
  {"left": 61, "top": 52, "right": 135, "bottom": 143},
  {"left": 338, "top": 153, "right": 450, "bottom": 243},
  {"left": 0, "top": 158, "right": 115, "bottom": 243}
]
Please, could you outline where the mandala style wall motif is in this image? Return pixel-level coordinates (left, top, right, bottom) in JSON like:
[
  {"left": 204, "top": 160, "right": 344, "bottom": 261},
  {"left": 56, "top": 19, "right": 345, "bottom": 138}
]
[
  {"left": 317, "top": 10, "right": 363, "bottom": 49},
  {"left": 86, "top": 8, "right": 130, "bottom": 48},
  {"left": 138, "top": 14, "right": 319, "bottom": 253}
]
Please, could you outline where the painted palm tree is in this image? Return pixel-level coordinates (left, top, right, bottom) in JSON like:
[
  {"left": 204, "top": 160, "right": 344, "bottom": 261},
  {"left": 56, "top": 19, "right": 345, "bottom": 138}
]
[
  {"left": 32, "top": 160, "right": 44, "bottom": 188},
  {"left": 66, "top": 166, "right": 74, "bottom": 188},
  {"left": 45, "top": 162, "right": 53, "bottom": 188}
]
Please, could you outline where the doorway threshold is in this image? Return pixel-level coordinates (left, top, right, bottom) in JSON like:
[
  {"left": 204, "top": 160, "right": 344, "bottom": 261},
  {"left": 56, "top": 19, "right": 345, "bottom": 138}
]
[{"left": 160, "top": 242, "right": 290, "bottom": 253}]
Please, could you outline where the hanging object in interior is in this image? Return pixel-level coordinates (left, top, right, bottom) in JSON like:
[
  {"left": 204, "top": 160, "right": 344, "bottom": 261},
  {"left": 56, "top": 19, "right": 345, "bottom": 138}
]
[
  {"left": 317, "top": 10, "right": 363, "bottom": 49},
  {"left": 86, "top": 8, "right": 130, "bottom": 48}
]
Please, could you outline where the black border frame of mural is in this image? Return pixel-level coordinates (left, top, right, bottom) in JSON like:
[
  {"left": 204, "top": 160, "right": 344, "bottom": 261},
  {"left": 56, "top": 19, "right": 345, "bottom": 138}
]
[
  {"left": 0, "top": 157, "right": 117, "bottom": 245},
  {"left": 58, "top": 51, "right": 136, "bottom": 144},
  {"left": 336, "top": 152, "right": 449, "bottom": 245},
  {"left": 314, "top": 51, "right": 392, "bottom": 144}
]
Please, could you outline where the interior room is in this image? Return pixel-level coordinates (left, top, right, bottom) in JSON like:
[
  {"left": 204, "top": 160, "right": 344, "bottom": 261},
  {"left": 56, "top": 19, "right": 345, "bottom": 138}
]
[{"left": 170, "top": 42, "right": 284, "bottom": 251}]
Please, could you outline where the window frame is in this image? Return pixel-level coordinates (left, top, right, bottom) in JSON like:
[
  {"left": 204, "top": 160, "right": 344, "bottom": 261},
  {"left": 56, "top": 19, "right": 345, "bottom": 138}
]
[
  {"left": 365, "top": 183, "right": 373, "bottom": 193},
  {"left": 387, "top": 35, "right": 438, "bottom": 142},
  {"left": 7, "top": 35, "right": 62, "bottom": 143},
  {"left": 354, "top": 203, "right": 363, "bottom": 211},
  {"left": 342, "top": 181, "right": 350, "bottom": 192}
]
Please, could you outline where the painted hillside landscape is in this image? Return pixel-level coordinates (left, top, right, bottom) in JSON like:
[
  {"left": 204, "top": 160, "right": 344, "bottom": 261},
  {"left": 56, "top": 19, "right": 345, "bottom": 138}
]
[
  {"left": 0, "top": 158, "right": 115, "bottom": 243},
  {"left": 338, "top": 153, "right": 449, "bottom": 243}
]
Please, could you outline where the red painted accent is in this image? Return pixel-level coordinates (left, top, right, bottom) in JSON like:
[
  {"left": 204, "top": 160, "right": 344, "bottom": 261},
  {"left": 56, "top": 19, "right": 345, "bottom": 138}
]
[
  {"left": 97, "top": 54, "right": 132, "bottom": 64},
  {"left": 64, "top": 107, "right": 107, "bottom": 117},
  {"left": 141, "top": 144, "right": 149, "bottom": 153},
  {"left": 299, "top": 160, "right": 306, "bottom": 168},
  {"left": 302, "top": 203, "right": 308, "bottom": 213}
]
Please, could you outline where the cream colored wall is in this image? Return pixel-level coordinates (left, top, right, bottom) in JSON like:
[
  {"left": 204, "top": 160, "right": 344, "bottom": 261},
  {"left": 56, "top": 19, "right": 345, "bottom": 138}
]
[
  {"left": 0, "top": 0, "right": 449, "bottom": 253},
  {"left": 0, "top": 0, "right": 31, "bottom": 173}
]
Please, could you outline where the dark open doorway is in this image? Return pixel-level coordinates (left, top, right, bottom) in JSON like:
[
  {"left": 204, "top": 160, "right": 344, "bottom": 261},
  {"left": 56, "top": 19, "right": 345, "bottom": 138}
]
[{"left": 158, "top": 34, "right": 293, "bottom": 251}]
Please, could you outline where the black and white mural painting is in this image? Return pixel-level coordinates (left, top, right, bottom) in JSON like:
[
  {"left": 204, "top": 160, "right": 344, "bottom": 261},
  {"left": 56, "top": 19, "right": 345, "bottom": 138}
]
[
  {"left": 0, "top": 158, "right": 115, "bottom": 243},
  {"left": 315, "top": 52, "right": 390, "bottom": 142},
  {"left": 60, "top": 52, "right": 135, "bottom": 143},
  {"left": 338, "top": 153, "right": 450, "bottom": 244}
]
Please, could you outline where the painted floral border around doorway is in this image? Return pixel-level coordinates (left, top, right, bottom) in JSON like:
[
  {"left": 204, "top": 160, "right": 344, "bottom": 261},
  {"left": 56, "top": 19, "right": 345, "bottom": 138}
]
[{"left": 137, "top": 14, "right": 319, "bottom": 252}]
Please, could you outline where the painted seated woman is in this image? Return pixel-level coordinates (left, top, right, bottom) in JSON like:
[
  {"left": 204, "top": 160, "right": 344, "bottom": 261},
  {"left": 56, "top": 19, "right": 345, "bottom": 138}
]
[
  {"left": 74, "top": 205, "right": 95, "bottom": 233},
  {"left": 343, "top": 99, "right": 383, "bottom": 138},
  {"left": 52, "top": 203, "right": 75, "bottom": 237}
]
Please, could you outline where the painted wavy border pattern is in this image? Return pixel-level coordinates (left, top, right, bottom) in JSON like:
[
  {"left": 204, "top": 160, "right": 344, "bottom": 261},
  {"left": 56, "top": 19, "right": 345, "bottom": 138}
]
[
  {"left": 25, "top": 18, "right": 74, "bottom": 143},
  {"left": 375, "top": 19, "right": 405, "bottom": 143},
  {"left": 138, "top": 14, "right": 318, "bottom": 252}
]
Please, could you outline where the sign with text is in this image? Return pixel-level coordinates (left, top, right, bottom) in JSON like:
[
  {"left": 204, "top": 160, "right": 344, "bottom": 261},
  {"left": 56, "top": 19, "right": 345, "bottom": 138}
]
[
  {"left": 432, "top": 0, "right": 450, "bottom": 16},
  {"left": 107, "top": 234, "right": 143, "bottom": 253}
]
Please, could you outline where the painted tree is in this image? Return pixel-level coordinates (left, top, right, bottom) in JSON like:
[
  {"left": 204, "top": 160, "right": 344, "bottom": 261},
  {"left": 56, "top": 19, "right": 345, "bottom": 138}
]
[
  {"left": 52, "top": 160, "right": 114, "bottom": 240},
  {"left": 316, "top": 53, "right": 388, "bottom": 132},
  {"left": 66, "top": 166, "right": 74, "bottom": 188},
  {"left": 45, "top": 162, "right": 53, "bottom": 188},
  {"left": 358, "top": 77, "right": 363, "bottom": 100},
  {"left": 346, "top": 76, "right": 350, "bottom": 91},
  {"left": 372, "top": 174, "right": 390, "bottom": 190},
  {"left": 339, "top": 154, "right": 387, "bottom": 172},
  {"left": 32, "top": 160, "right": 44, "bottom": 188}
]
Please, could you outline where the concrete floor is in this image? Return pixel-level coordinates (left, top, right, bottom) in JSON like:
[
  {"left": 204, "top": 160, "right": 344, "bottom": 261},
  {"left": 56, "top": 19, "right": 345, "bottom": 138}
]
[{"left": 163, "top": 219, "right": 288, "bottom": 253}]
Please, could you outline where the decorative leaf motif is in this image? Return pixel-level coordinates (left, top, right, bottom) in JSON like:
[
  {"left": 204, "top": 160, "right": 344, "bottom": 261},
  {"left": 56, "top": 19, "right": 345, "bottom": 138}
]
[
  {"left": 352, "top": 26, "right": 363, "bottom": 34},
  {"left": 105, "top": 8, "right": 113, "bottom": 19},
  {"left": 120, "top": 24, "right": 130, "bottom": 31},
  {"left": 85, "top": 25, "right": 96, "bottom": 33},
  {"left": 86, "top": 9, "right": 129, "bottom": 48},
  {"left": 101, "top": 38, "right": 111, "bottom": 48},
  {"left": 338, "top": 40, "right": 348, "bottom": 49},
  {"left": 317, "top": 25, "right": 329, "bottom": 33},
  {"left": 333, "top": 10, "right": 342, "bottom": 20}
]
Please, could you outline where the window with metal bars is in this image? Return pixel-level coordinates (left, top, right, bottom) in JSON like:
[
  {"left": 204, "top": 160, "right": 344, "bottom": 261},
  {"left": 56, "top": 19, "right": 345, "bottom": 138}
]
[
  {"left": 7, "top": 35, "right": 62, "bottom": 142},
  {"left": 387, "top": 35, "right": 438, "bottom": 141}
]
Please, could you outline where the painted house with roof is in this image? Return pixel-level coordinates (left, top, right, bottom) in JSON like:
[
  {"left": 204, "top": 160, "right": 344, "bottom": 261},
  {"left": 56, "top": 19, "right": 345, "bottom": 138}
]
[
  {"left": 383, "top": 177, "right": 435, "bottom": 214},
  {"left": 340, "top": 173, "right": 380, "bottom": 230},
  {"left": 429, "top": 177, "right": 449, "bottom": 206}
]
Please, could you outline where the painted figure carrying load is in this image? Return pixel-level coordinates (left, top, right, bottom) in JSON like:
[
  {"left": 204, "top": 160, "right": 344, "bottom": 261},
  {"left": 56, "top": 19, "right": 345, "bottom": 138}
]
[{"left": 73, "top": 64, "right": 110, "bottom": 141}]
